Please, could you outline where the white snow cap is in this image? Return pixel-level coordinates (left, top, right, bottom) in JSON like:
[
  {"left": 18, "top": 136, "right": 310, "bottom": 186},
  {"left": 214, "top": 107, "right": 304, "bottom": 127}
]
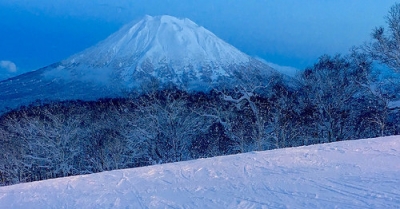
[{"left": 67, "top": 15, "right": 250, "bottom": 69}]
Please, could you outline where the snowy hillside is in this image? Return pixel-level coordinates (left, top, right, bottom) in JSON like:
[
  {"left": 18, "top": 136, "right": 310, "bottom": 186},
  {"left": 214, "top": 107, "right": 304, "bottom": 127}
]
[
  {"left": 0, "top": 15, "right": 282, "bottom": 114},
  {"left": 1, "top": 136, "right": 399, "bottom": 208}
]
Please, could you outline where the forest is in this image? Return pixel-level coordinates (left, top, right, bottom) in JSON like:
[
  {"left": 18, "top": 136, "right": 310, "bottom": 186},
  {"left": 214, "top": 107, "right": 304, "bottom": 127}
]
[{"left": 1, "top": 4, "right": 400, "bottom": 186}]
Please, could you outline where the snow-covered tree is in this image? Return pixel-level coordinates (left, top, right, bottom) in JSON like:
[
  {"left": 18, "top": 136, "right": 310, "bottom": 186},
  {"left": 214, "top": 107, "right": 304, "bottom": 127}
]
[
  {"left": 213, "top": 74, "right": 279, "bottom": 151},
  {"left": 301, "top": 54, "right": 372, "bottom": 142},
  {"left": 266, "top": 83, "right": 304, "bottom": 148},
  {"left": 134, "top": 89, "right": 212, "bottom": 163}
]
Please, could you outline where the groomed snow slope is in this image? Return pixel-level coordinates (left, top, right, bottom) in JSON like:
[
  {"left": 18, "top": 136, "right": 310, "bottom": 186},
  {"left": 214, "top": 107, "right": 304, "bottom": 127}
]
[{"left": 0, "top": 136, "right": 399, "bottom": 208}]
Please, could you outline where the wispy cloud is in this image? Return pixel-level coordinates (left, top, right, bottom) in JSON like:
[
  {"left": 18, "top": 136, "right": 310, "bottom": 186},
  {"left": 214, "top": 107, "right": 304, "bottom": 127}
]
[{"left": 0, "top": 60, "right": 17, "bottom": 73}]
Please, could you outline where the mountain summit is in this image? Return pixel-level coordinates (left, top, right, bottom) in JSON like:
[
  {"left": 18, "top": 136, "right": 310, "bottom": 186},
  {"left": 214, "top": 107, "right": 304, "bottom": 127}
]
[
  {"left": 0, "top": 15, "right": 280, "bottom": 114},
  {"left": 59, "top": 15, "right": 277, "bottom": 89},
  {"left": 68, "top": 15, "right": 250, "bottom": 71}
]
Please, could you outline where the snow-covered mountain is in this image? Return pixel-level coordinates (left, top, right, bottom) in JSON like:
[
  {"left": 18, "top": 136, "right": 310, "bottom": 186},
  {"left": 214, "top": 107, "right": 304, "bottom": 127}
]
[
  {"left": 0, "top": 15, "right": 282, "bottom": 114},
  {"left": 69, "top": 15, "right": 251, "bottom": 73},
  {"left": 1, "top": 136, "right": 399, "bottom": 208}
]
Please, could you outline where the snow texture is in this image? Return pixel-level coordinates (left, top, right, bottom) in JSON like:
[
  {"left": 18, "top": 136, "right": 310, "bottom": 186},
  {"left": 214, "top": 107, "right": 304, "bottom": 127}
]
[{"left": 0, "top": 136, "right": 399, "bottom": 208}]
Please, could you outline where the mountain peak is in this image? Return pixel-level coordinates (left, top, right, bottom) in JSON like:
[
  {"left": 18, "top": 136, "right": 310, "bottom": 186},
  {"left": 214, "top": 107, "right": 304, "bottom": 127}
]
[
  {"left": 65, "top": 15, "right": 250, "bottom": 70},
  {"left": 144, "top": 15, "right": 194, "bottom": 25},
  {"left": 134, "top": 15, "right": 197, "bottom": 32}
]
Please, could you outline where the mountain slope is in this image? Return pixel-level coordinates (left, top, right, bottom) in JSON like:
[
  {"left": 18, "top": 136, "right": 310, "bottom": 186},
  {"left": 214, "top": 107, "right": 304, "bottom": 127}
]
[
  {"left": 0, "top": 15, "right": 281, "bottom": 114},
  {"left": 1, "top": 136, "right": 399, "bottom": 208},
  {"left": 68, "top": 15, "right": 251, "bottom": 71}
]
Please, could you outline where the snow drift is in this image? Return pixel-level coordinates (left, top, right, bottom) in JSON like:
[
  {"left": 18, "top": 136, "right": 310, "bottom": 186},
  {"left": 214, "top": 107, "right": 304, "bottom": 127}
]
[{"left": 0, "top": 136, "right": 399, "bottom": 208}]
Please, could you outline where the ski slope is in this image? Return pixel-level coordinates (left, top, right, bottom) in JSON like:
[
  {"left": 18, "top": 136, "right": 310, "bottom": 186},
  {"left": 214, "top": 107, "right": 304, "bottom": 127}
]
[{"left": 0, "top": 136, "right": 399, "bottom": 208}]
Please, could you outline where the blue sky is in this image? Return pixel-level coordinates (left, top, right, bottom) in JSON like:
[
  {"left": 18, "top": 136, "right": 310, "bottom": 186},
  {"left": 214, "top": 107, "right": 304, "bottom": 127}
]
[{"left": 0, "top": 0, "right": 398, "bottom": 79}]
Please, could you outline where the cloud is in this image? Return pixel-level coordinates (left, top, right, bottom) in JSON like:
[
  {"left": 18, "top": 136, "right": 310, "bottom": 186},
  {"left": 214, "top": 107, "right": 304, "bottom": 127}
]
[{"left": 0, "top": 60, "right": 17, "bottom": 73}]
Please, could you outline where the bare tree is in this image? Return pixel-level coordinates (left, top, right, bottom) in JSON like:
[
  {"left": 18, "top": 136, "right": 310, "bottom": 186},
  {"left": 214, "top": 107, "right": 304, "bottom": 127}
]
[
  {"left": 266, "top": 84, "right": 303, "bottom": 148},
  {"left": 364, "top": 3, "right": 400, "bottom": 72},
  {"left": 135, "top": 89, "right": 212, "bottom": 163},
  {"left": 301, "top": 54, "right": 371, "bottom": 143},
  {"left": 194, "top": 98, "right": 256, "bottom": 154},
  {"left": 214, "top": 73, "right": 278, "bottom": 151}
]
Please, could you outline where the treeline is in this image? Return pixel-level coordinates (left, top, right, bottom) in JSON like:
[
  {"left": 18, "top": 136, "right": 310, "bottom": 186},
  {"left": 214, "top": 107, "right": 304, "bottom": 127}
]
[{"left": 1, "top": 53, "right": 399, "bottom": 185}]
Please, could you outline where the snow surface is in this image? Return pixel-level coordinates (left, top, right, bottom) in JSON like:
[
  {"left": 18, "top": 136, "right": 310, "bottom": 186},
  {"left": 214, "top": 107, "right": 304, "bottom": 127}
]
[
  {"left": 1, "top": 136, "right": 399, "bottom": 208},
  {"left": 65, "top": 15, "right": 250, "bottom": 71}
]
